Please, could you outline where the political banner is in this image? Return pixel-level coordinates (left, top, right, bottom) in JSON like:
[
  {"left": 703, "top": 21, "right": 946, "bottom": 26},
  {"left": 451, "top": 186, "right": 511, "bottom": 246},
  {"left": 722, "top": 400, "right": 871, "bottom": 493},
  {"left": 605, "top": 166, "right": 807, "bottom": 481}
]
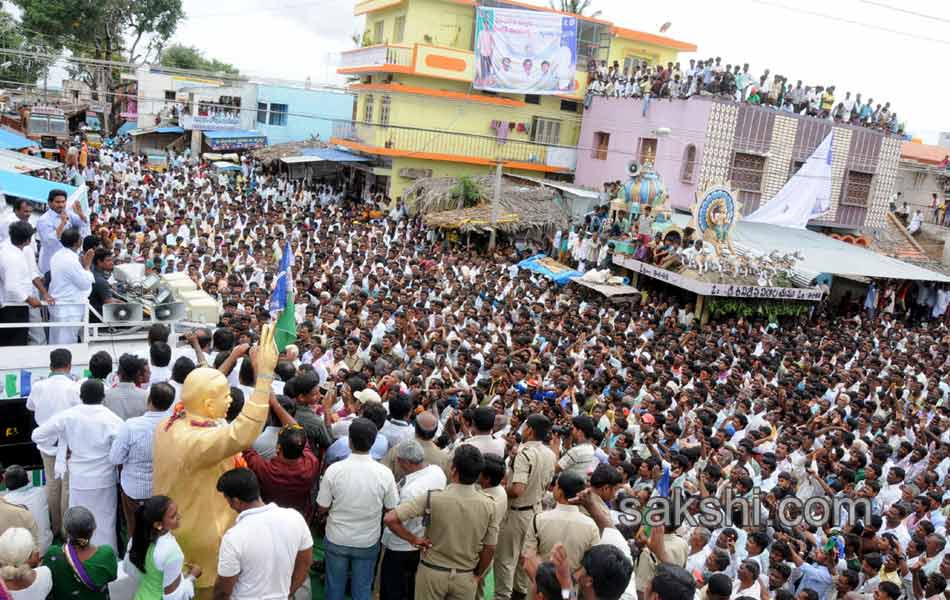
[{"left": 474, "top": 6, "right": 577, "bottom": 95}]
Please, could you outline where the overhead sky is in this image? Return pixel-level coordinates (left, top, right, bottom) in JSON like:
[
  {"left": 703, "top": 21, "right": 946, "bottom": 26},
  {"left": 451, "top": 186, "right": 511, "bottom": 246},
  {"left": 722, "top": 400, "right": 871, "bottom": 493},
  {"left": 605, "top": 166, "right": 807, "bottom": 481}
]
[{"left": 169, "top": 0, "right": 947, "bottom": 142}]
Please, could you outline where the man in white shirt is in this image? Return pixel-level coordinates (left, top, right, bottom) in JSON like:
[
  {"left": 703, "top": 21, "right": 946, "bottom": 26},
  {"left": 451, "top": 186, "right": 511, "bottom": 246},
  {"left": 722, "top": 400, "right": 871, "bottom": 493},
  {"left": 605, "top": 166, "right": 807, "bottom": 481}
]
[
  {"left": 31, "top": 379, "right": 122, "bottom": 549},
  {"left": 0, "top": 221, "right": 43, "bottom": 345},
  {"left": 1, "top": 464, "right": 53, "bottom": 554},
  {"left": 457, "top": 406, "right": 507, "bottom": 458},
  {"left": 379, "top": 439, "right": 447, "bottom": 600},
  {"left": 215, "top": 468, "right": 313, "bottom": 600},
  {"left": 26, "top": 348, "right": 80, "bottom": 537},
  {"left": 317, "top": 417, "right": 399, "bottom": 600},
  {"left": 48, "top": 227, "right": 95, "bottom": 344}
]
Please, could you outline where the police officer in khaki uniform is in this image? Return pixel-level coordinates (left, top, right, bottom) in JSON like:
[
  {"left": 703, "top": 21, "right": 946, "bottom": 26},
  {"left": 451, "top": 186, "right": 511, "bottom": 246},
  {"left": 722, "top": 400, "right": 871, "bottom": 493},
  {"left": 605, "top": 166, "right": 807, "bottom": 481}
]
[
  {"left": 384, "top": 444, "right": 499, "bottom": 600},
  {"left": 522, "top": 471, "right": 600, "bottom": 571},
  {"left": 0, "top": 496, "right": 40, "bottom": 547},
  {"left": 493, "top": 414, "right": 557, "bottom": 600}
]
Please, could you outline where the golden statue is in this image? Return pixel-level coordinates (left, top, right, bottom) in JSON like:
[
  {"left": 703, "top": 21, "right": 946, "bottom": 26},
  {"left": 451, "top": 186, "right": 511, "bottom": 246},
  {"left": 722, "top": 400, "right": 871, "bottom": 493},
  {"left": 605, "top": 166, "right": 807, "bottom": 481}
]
[{"left": 152, "top": 325, "right": 279, "bottom": 598}]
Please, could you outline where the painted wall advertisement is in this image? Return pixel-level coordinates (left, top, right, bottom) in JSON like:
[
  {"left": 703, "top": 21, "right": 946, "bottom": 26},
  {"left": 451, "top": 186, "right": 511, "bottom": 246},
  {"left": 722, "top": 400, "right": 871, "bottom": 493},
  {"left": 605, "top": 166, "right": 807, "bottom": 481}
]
[{"left": 474, "top": 6, "right": 577, "bottom": 95}]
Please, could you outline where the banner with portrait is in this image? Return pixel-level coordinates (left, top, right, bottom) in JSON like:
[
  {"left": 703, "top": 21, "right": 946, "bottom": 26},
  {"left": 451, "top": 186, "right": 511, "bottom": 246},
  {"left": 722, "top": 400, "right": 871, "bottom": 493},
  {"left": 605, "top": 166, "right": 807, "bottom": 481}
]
[{"left": 474, "top": 6, "right": 577, "bottom": 95}]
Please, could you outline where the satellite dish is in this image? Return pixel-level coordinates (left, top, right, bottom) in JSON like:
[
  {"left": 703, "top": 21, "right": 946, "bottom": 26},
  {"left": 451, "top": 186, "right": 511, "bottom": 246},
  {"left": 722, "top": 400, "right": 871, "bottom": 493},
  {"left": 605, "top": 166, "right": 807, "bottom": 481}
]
[
  {"left": 154, "top": 302, "right": 187, "bottom": 322},
  {"left": 103, "top": 303, "right": 143, "bottom": 323},
  {"left": 627, "top": 161, "right": 641, "bottom": 178}
]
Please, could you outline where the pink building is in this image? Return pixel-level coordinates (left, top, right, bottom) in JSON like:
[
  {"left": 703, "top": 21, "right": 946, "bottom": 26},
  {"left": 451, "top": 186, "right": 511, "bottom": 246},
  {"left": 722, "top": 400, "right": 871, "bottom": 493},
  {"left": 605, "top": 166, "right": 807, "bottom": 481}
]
[{"left": 574, "top": 95, "right": 902, "bottom": 230}]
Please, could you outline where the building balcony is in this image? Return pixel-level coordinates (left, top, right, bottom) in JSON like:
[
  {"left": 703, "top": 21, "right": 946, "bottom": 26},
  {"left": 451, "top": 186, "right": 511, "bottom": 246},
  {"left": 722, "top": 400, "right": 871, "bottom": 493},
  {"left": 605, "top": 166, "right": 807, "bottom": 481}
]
[
  {"left": 338, "top": 43, "right": 475, "bottom": 82},
  {"left": 331, "top": 120, "right": 575, "bottom": 173}
]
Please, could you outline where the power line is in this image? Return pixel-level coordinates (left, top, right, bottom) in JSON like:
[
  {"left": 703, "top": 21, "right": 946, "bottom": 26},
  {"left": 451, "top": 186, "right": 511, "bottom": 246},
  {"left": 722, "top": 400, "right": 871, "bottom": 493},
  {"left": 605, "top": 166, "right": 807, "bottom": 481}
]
[
  {"left": 2, "top": 76, "right": 928, "bottom": 179},
  {"left": 748, "top": 0, "right": 950, "bottom": 46},
  {"left": 856, "top": 0, "right": 950, "bottom": 25}
]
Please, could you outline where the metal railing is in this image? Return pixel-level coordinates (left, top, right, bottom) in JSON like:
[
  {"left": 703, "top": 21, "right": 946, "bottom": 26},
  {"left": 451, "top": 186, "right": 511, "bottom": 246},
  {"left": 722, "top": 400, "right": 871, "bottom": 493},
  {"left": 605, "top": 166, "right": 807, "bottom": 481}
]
[
  {"left": 332, "top": 119, "right": 576, "bottom": 167},
  {"left": 339, "top": 44, "right": 414, "bottom": 69}
]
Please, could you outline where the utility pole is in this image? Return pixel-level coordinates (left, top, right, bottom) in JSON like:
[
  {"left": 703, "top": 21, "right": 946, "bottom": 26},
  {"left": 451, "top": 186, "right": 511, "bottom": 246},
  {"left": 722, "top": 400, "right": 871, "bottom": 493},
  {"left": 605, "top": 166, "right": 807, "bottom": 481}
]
[{"left": 488, "top": 160, "right": 503, "bottom": 251}]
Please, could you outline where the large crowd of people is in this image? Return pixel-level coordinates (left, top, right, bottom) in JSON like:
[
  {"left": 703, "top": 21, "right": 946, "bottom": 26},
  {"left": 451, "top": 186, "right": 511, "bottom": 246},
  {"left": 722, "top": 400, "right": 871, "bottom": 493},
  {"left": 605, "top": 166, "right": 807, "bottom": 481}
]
[
  {"left": 0, "top": 149, "right": 949, "bottom": 600},
  {"left": 585, "top": 58, "right": 904, "bottom": 134}
]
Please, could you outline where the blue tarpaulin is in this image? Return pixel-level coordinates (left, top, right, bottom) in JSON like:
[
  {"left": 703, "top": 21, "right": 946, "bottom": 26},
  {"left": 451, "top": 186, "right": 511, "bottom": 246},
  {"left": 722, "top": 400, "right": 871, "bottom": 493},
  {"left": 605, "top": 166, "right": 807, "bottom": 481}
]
[
  {"left": 0, "top": 171, "right": 88, "bottom": 215},
  {"left": 0, "top": 129, "right": 38, "bottom": 150},
  {"left": 116, "top": 122, "right": 137, "bottom": 136},
  {"left": 517, "top": 254, "right": 582, "bottom": 285}
]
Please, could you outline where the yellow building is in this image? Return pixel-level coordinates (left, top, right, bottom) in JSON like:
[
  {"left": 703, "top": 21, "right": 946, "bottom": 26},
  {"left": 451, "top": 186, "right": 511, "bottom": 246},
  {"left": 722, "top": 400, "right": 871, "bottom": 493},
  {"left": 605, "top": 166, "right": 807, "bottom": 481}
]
[{"left": 332, "top": 0, "right": 696, "bottom": 200}]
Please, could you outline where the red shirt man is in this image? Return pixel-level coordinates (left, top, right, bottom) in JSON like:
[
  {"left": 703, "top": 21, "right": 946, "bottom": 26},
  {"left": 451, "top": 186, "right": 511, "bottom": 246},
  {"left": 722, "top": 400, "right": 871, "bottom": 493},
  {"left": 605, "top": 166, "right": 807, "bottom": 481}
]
[{"left": 243, "top": 425, "right": 320, "bottom": 521}]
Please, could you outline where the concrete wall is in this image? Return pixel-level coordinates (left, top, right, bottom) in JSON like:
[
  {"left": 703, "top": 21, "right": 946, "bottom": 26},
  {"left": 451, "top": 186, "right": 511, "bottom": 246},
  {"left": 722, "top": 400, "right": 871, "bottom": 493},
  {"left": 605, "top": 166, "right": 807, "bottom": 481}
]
[
  {"left": 256, "top": 85, "right": 354, "bottom": 144},
  {"left": 574, "top": 95, "right": 713, "bottom": 210}
]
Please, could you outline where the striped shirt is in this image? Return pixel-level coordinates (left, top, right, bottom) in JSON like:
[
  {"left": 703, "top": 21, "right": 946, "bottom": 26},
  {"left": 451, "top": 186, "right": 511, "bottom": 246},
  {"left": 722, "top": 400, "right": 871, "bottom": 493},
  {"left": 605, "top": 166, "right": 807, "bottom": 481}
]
[{"left": 109, "top": 410, "right": 167, "bottom": 500}]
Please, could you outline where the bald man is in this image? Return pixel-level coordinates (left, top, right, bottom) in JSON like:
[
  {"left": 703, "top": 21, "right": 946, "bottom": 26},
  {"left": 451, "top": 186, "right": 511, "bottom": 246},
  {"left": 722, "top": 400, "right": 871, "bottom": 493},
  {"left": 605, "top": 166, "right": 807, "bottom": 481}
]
[{"left": 381, "top": 411, "right": 449, "bottom": 481}]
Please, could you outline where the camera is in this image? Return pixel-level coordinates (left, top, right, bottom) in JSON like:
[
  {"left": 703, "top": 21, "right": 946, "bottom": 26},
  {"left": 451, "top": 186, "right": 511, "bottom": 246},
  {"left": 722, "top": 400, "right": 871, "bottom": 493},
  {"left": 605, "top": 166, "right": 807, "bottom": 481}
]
[{"left": 551, "top": 424, "right": 572, "bottom": 437}]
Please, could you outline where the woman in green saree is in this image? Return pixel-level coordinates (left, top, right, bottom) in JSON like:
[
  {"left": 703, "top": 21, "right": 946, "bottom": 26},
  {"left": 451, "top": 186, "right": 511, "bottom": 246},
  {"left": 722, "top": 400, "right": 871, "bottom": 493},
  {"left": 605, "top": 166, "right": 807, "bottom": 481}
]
[{"left": 43, "top": 506, "right": 118, "bottom": 600}]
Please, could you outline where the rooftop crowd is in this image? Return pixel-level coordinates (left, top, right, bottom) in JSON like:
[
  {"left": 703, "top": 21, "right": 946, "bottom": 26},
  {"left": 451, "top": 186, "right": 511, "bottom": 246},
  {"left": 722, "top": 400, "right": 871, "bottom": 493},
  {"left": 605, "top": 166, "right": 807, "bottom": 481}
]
[
  {"left": 585, "top": 57, "right": 904, "bottom": 134},
  {"left": 0, "top": 150, "right": 949, "bottom": 600}
]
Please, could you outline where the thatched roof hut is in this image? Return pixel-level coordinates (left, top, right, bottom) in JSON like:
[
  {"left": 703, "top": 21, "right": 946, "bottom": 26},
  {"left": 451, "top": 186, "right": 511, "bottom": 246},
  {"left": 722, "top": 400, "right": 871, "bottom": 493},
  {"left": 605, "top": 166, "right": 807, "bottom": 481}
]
[
  {"left": 250, "top": 138, "right": 328, "bottom": 164},
  {"left": 405, "top": 175, "right": 569, "bottom": 234}
]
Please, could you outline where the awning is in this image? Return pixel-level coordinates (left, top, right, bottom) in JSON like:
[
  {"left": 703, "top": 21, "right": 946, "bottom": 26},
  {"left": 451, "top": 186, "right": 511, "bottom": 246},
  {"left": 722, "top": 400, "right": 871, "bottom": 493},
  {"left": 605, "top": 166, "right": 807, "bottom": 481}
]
[
  {"left": 667, "top": 213, "right": 950, "bottom": 283},
  {"left": 116, "top": 121, "right": 137, "bottom": 136},
  {"left": 0, "top": 129, "right": 38, "bottom": 150},
  {"left": 0, "top": 149, "right": 62, "bottom": 173},
  {"left": 129, "top": 126, "right": 185, "bottom": 136},
  {"left": 300, "top": 148, "right": 371, "bottom": 162},
  {"left": 213, "top": 161, "right": 241, "bottom": 171},
  {"left": 203, "top": 130, "right": 266, "bottom": 151},
  {"left": 0, "top": 171, "right": 88, "bottom": 214},
  {"left": 505, "top": 174, "right": 601, "bottom": 200}
]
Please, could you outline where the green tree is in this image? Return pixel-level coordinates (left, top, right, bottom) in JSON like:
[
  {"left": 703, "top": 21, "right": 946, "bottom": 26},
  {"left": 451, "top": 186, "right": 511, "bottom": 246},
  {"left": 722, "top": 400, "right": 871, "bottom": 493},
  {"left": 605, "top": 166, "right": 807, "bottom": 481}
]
[
  {"left": 549, "top": 0, "right": 601, "bottom": 18},
  {"left": 0, "top": 9, "right": 50, "bottom": 85},
  {"left": 13, "top": 0, "right": 185, "bottom": 132},
  {"left": 160, "top": 44, "right": 239, "bottom": 75}
]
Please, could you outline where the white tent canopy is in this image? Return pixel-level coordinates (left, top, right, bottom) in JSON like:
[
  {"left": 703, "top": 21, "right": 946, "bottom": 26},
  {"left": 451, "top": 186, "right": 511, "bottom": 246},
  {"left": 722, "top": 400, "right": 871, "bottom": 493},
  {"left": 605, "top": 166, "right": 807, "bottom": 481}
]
[
  {"left": 669, "top": 213, "right": 950, "bottom": 283},
  {"left": 745, "top": 132, "right": 833, "bottom": 228}
]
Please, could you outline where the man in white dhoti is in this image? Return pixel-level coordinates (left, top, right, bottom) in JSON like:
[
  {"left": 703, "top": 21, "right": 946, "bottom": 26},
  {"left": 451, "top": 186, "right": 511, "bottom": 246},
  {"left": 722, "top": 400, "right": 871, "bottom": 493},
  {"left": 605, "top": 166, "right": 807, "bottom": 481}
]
[
  {"left": 48, "top": 228, "right": 95, "bottom": 344},
  {"left": 31, "top": 379, "right": 123, "bottom": 550}
]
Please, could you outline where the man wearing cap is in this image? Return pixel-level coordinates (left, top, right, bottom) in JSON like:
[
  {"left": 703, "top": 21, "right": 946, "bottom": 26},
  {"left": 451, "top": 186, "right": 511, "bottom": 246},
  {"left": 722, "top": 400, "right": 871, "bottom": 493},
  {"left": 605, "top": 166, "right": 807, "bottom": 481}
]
[
  {"left": 493, "top": 414, "right": 557, "bottom": 600},
  {"left": 556, "top": 415, "right": 598, "bottom": 478}
]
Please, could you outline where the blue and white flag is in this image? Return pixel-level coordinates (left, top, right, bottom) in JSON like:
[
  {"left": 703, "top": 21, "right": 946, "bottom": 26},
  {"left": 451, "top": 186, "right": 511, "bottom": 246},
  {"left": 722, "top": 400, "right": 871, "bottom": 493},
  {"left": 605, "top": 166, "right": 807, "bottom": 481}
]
[{"left": 268, "top": 241, "right": 294, "bottom": 316}]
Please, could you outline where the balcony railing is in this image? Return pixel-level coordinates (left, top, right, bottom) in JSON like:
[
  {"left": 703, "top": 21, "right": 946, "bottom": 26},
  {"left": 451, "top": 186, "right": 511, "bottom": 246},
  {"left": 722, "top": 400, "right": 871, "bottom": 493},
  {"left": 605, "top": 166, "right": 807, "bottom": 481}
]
[
  {"left": 332, "top": 120, "right": 576, "bottom": 170},
  {"left": 339, "top": 44, "right": 413, "bottom": 69}
]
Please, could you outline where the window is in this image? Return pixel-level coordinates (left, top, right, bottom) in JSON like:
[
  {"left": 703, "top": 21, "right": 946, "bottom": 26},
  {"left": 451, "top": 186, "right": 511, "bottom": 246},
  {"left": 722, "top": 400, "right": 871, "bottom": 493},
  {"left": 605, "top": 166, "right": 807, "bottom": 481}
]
[
  {"left": 373, "top": 21, "right": 384, "bottom": 44},
  {"left": 730, "top": 152, "right": 766, "bottom": 190},
  {"left": 379, "top": 95, "right": 391, "bottom": 126},
  {"left": 71, "top": 90, "right": 80, "bottom": 102},
  {"left": 164, "top": 90, "right": 176, "bottom": 101},
  {"left": 560, "top": 100, "right": 579, "bottom": 112},
  {"left": 531, "top": 117, "right": 561, "bottom": 145},
  {"left": 525, "top": 94, "right": 541, "bottom": 105},
  {"left": 576, "top": 21, "right": 610, "bottom": 71},
  {"left": 680, "top": 144, "right": 697, "bottom": 182},
  {"left": 363, "top": 95, "right": 375, "bottom": 123},
  {"left": 268, "top": 103, "right": 288, "bottom": 126},
  {"left": 842, "top": 171, "right": 873, "bottom": 207},
  {"left": 592, "top": 132, "right": 610, "bottom": 160},
  {"left": 394, "top": 16, "right": 406, "bottom": 43},
  {"left": 638, "top": 137, "right": 657, "bottom": 165},
  {"left": 257, "top": 102, "right": 268, "bottom": 124}
]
